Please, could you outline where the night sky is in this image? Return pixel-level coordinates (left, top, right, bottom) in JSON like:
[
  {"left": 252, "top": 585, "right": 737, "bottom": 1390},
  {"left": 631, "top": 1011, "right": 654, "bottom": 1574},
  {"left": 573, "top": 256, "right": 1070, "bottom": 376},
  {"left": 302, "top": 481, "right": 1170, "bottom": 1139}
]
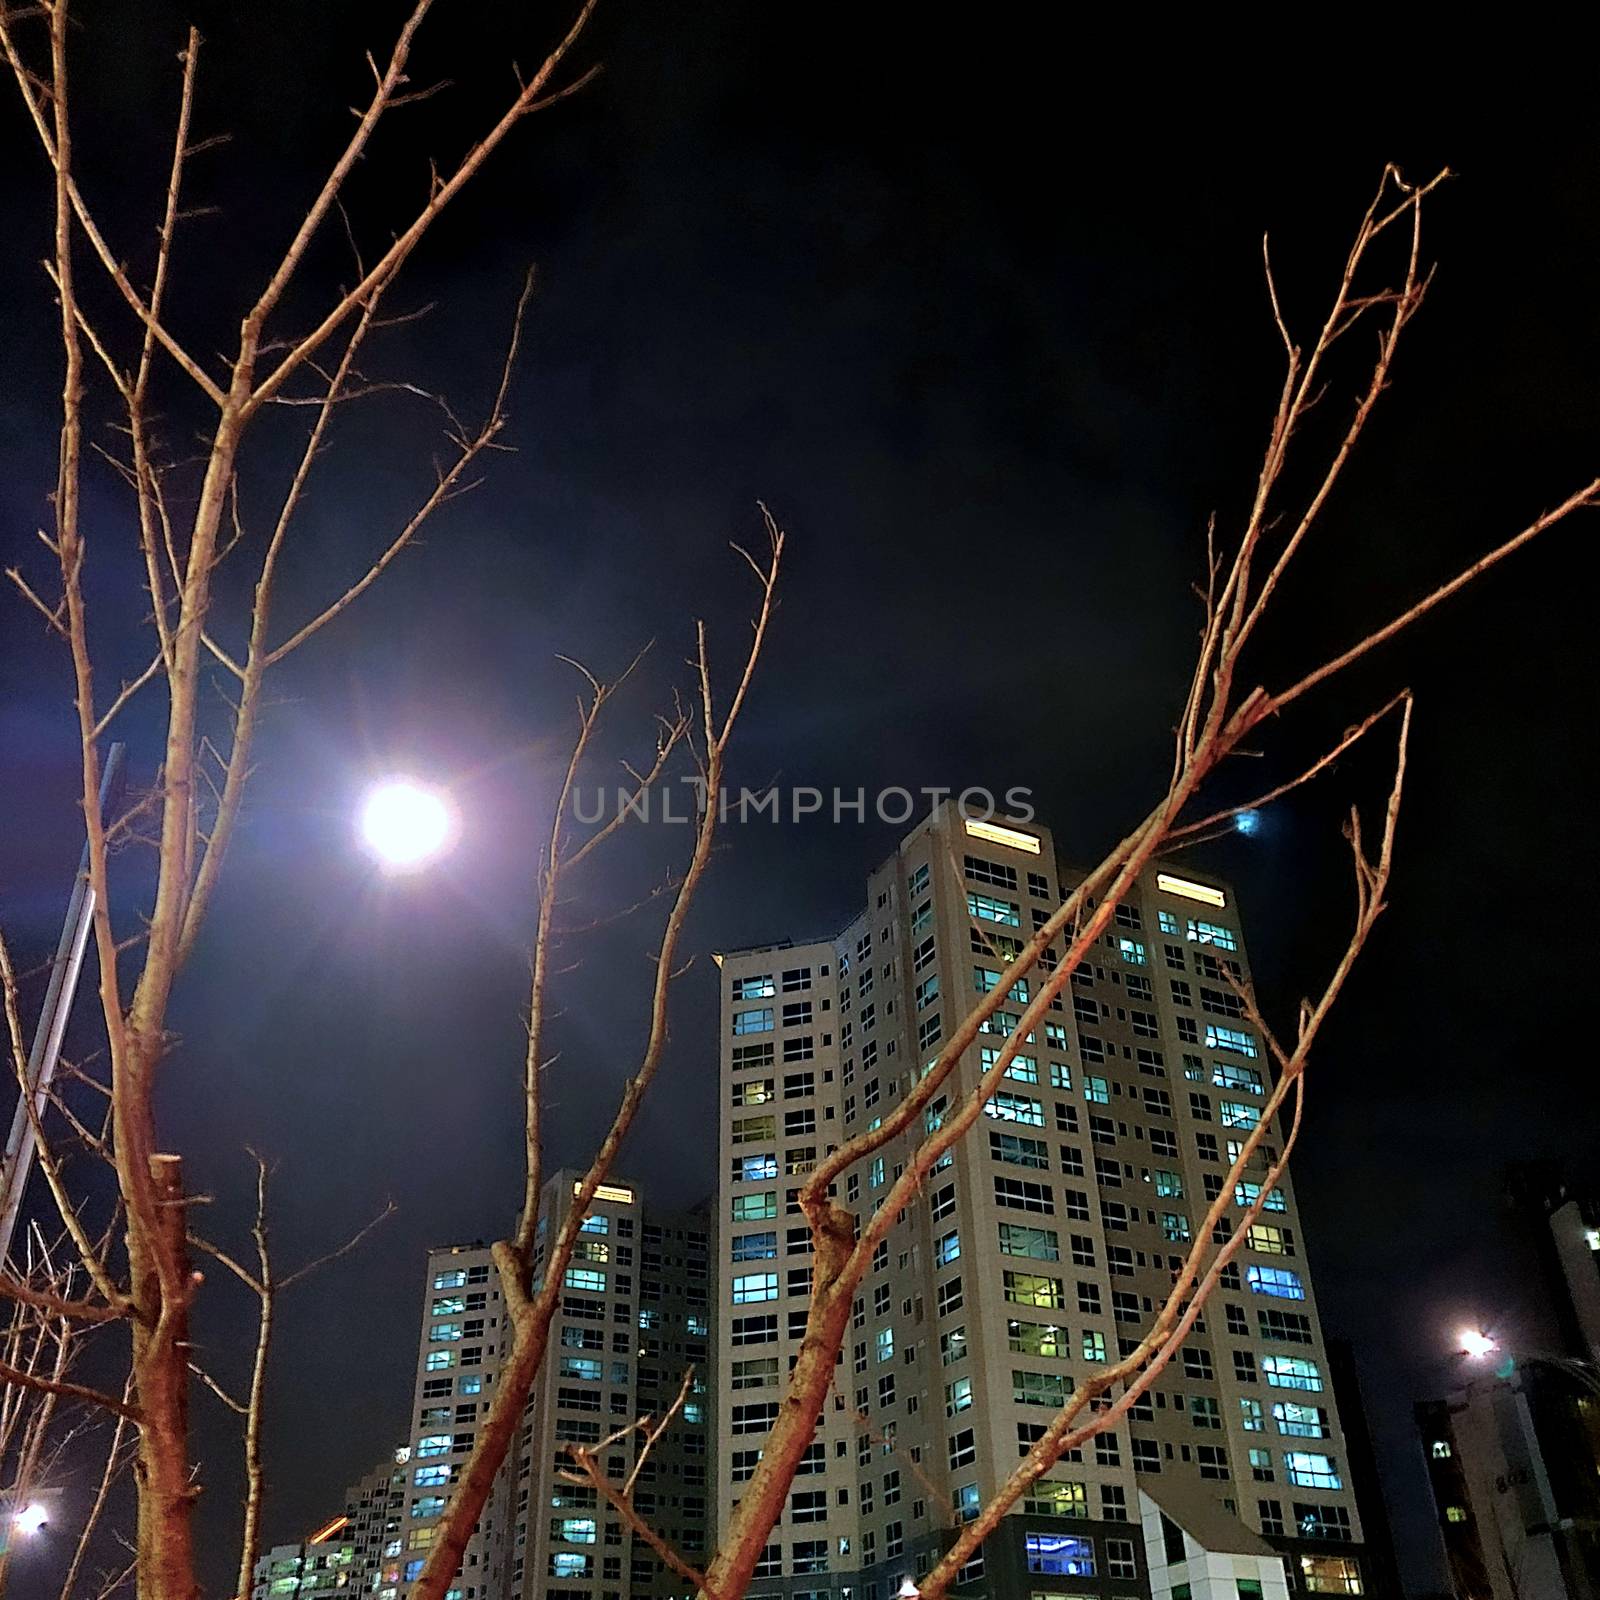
[{"left": 1, "top": 6, "right": 1596, "bottom": 1594}]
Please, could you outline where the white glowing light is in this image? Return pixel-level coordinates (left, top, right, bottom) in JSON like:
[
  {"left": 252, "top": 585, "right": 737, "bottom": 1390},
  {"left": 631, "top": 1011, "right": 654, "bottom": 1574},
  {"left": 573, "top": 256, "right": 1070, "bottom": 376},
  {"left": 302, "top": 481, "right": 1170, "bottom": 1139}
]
[
  {"left": 13, "top": 1501, "right": 48, "bottom": 1535},
  {"left": 1459, "top": 1328, "right": 1498, "bottom": 1360},
  {"left": 360, "top": 779, "right": 455, "bottom": 871}
]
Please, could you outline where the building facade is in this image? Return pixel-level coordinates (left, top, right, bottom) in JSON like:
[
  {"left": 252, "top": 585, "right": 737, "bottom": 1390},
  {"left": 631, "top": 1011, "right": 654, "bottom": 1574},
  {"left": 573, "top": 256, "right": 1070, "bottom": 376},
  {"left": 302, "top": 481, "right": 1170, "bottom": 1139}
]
[
  {"left": 387, "top": 1175, "right": 711, "bottom": 1600},
  {"left": 1418, "top": 1173, "right": 1600, "bottom": 1600},
  {"left": 714, "top": 802, "right": 1368, "bottom": 1599}
]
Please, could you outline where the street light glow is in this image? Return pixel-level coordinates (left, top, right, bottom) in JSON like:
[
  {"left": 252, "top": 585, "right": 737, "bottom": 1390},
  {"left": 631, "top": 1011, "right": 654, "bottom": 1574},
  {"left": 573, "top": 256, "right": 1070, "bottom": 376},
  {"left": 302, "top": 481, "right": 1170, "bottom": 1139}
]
[
  {"left": 13, "top": 1501, "right": 48, "bottom": 1535},
  {"left": 359, "top": 778, "right": 456, "bottom": 871},
  {"left": 1460, "top": 1327, "right": 1498, "bottom": 1359}
]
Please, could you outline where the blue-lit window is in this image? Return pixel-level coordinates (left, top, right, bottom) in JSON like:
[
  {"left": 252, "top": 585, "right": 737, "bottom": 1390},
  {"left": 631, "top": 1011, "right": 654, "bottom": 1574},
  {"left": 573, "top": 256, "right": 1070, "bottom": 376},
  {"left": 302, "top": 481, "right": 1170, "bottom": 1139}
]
[
  {"left": 563, "top": 1267, "right": 605, "bottom": 1293},
  {"left": 416, "top": 1434, "right": 451, "bottom": 1457},
  {"left": 559, "top": 1356, "right": 602, "bottom": 1381},
  {"left": 1285, "top": 1451, "right": 1342, "bottom": 1490},
  {"left": 1235, "top": 1181, "right": 1286, "bottom": 1213},
  {"left": 411, "top": 1495, "right": 445, "bottom": 1519},
  {"left": 983, "top": 1092, "right": 1044, "bottom": 1127},
  {"left": 1219, "top": 1100, "right": 1259, "bottom": 1129},
  {"left": 548, "top": 1553, "right": 592, "bottom": 1578},
  {"left": 732, "top": 1231, "right": 778, "bottom": 1262},
  {"left": 732, "top": 1008, "right": 774, "bottom": 1035},
  {"left": 953, "top": 1482, "right": 980, "bottom": 1523},
  {"left": 551, "top": 1516, "right": 597, "bottom": 1544},
  {"left": 1273, "top": 1402, "right": 1330, "bottom": 1437},
  {"left": 1207, "top": 1025, "right": 1257, "bottom": 1058},
  {"left": 732, "top": 1272, "right": 779, "bottom": 1304},
  {"left": 1262, "top": 1356, "right": 1323, "bottom": 1392},
  {"left": 935, "top": 1230, "right": 962, "bottom": 1267},
  {"left": 431, "top": 1269, "right": 466, "bottom": 1291},
  {"left": 404, "top": 1560, "right": 425, "bottom": 1582},
  {"left": 1186, "top": 918, "right": 1238, "bottom": 951},
  {"left": 733, "top": 974, "right": 775, "bottom": 999},
  {"left": 734, "top": 1154, "right": 779, "bottom": 1183},
  {"left": 1119, "top": 937, "right": 1147, "bottom": 965},
  {"left": 1025, "top": 1532, "right": 1096, "bottom": 1576},
  {"left": 967, "top": 892, "right": 1021, "bottom": 927},
  {"left": 1248, "top": 1265, "right": 1305, "bottom": 1299},
  {"left": 424, "top": 1350, "right": 454, "bottom": 1371},
  {"left": 1083, "top": 1076, "right": 1109, "bottom": 1105},
  {"left": 915, "top": 973, "right": 940, "bottom": 1010},
  {"left": 579, "top": 1214, "right": 609, "bottom": 1235},
  {"left": 414, "top": 1465, "right": 449, "bottom": 1487}
]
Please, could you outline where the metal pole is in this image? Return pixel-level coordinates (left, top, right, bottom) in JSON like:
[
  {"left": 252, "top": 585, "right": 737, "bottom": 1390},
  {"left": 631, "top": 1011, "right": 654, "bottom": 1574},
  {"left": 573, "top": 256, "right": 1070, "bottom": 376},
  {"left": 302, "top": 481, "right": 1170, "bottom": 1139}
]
[{"left": 0, "top": 743, "right": 125, "bottom": 1269}]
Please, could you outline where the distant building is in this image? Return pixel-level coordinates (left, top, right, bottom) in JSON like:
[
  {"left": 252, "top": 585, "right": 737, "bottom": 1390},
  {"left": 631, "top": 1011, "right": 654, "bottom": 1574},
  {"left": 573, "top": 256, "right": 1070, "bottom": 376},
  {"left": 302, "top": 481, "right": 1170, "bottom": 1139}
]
[
  {"left": 384, "top": 1173, "right": 712, "bottom": 1600},
  {"left": 342, "top": 1450, "right": 409, "bottom": 1592},
  {"left": 1417, "top": 1170, "right": 1600, "bottom": 1600},
  {"left": 1505, "top": 1169, "right": 1600, "bottom": 1368},
  {"left": 713, "top": 801, "right": 1370, "bottom": 1599},
  {"left": 1415, "top": 1363, "right": 1600, "bottom": 1600},
  {"left": 250, "top": 1533, "right": 360, "bottom": 1600}
]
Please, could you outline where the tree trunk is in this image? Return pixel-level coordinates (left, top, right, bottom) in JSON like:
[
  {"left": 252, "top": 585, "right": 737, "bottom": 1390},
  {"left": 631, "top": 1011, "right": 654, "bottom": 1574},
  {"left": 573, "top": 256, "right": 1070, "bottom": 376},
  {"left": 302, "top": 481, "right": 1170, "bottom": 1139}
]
[{"left": 130, "top": 1153, "right": 199, "bottom": 1600}]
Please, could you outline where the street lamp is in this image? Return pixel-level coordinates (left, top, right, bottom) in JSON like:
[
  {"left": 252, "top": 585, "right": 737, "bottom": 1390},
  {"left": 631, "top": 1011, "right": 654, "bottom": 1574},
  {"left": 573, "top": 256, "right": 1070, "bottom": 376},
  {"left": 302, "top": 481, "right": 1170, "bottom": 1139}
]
[
  {"left": 10, "top": 1504, "right": 46, "bottom": 1537},
  {"left": 359, "top": 778, "right": 456, "bottom": 872},
  {"left": 1458, "top": 1327, "right": 1498, "bottom": 1360}
]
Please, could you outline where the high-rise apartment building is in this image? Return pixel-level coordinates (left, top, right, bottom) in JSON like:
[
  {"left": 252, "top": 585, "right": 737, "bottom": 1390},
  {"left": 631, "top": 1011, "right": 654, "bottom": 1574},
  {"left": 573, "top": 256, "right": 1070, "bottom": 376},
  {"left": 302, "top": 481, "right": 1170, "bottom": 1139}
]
[
  {"left": 714, "top": 802, "right": 1367, "bottom": 1599},
  {"left": 386, "top": 1173, "right": 712, "bottom": 1600}
]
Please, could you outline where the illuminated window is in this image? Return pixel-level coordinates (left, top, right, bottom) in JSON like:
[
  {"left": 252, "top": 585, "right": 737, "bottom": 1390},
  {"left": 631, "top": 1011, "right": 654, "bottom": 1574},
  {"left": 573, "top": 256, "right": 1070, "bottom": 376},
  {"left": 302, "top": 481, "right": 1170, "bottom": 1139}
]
[
  {"left": 964, "top": 817, "right": 1041, "bottom": 854},
  {"left": 967, "top": 892, "right": 1021, "bottom": 927},
  {"left": 732, "top": 1272, "right": 779, "bottom": 1304},
  {"left": 563, "top": 1267, "right": 605, "bottom": 1293},
  {"left": 1263, "top": 1356, "right": 1323, "bottom": 1392},
  {"left": 1208, "top": 1025, "right": 1257, "bottom": 1058},
  {"left": 1286, "top": 1451, "right": 1343, "bottom": 1489},
  {"left": 1186, "top": 917, "right": 1238, "bottom": 951},
  {"left": 1221, "top": 1100, "right": 1260, "bottom": 1129},
  {"left": 1445, "top": 1505, "right": 1467, "bottom": 1523},
  {"left": 1236, "top": 1180, "right": 1287, "bottom": 1213},
  {"left": 1157, "top": 872, "right": 1226, "bottom": 907},
  {"left": 1298, "top": 1551, "right": 1362, "bottom": 1590},
  {"left": 550, "top": 1516, "right": 597, "bottom": 1544},
  {"left": 732, "top": 973, "right": 775, "bottom": 999},
  {"left": 1003, "top": 1271, "right": 1065, "bottom": 1309},
  {"left": 732, "top": 1007, "right": 774, "bottom": 1035},
  {"left": 1431, "top": 1440, "right": 1452, "bottom": 1459},
  {"left": 985, "top": 1092, "right": 1045, "bottom": 1127},
  {"left": 731, "top": 1191, "right": 777, "bottom": 1221},
  {"left": 1248, "top": 1265, "right": 1305, "bottom": 1299},
  {"left": 1025, "top": 1532, "right": 1096, "bottom": 1576},
  {"left": 1274, "top": 1402, "right": 1330, "bottom": 1437}
]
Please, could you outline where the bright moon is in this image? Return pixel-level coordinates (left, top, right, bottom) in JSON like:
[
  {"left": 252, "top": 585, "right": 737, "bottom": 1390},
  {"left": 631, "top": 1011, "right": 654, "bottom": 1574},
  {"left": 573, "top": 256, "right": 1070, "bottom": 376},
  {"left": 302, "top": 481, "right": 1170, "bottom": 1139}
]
[{"left": 360, "top": 779, "right": 455, "bottom": 871}]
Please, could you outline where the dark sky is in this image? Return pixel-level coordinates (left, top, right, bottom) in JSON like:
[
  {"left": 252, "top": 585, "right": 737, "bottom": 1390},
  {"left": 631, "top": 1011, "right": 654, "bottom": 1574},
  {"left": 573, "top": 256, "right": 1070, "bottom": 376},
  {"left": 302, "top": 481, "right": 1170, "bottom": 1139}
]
[{"left": 1, "top": 5, "right": 1596, "bottom": 1594}]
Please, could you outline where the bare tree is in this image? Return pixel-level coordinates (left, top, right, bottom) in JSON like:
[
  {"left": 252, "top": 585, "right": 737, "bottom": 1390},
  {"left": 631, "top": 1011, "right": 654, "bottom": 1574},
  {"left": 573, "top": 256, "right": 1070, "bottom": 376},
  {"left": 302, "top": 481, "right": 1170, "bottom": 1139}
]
[
  {"left": 0, "top": 3, "right": 604, "bottom": 1595},
  {"left": 2, "top": 8, "right": 1595, "bottom": 1600}
]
